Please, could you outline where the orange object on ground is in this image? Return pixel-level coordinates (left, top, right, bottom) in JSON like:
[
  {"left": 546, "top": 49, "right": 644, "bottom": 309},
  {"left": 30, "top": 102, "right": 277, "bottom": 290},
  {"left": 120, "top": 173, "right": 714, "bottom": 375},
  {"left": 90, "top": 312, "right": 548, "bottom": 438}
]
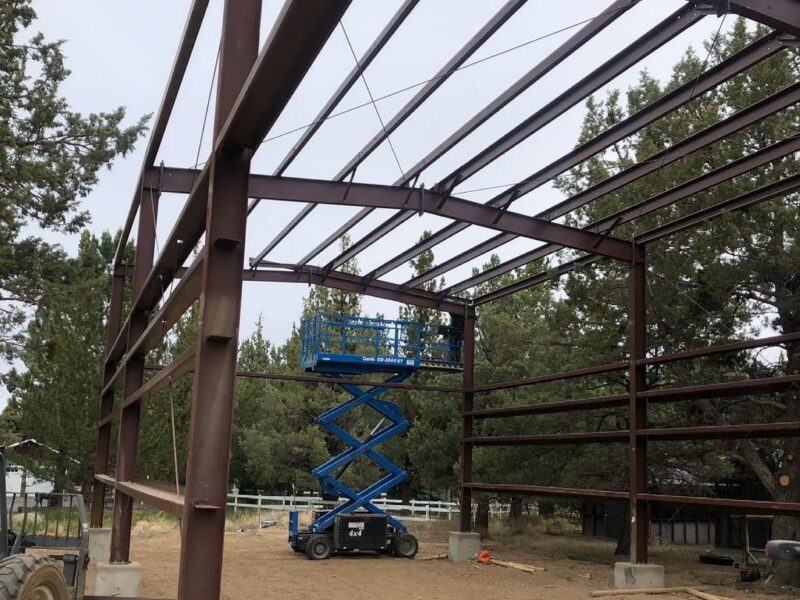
[{"left": 477, "top": 549, "right": 492, "bottom": 563}]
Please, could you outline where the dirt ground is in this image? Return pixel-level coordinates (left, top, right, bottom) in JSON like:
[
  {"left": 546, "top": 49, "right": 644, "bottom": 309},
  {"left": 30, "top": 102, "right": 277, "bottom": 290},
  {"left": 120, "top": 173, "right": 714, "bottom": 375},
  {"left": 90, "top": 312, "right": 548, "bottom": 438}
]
[{"left": 126, "top": 516, "right": 800, "bottom": 600}]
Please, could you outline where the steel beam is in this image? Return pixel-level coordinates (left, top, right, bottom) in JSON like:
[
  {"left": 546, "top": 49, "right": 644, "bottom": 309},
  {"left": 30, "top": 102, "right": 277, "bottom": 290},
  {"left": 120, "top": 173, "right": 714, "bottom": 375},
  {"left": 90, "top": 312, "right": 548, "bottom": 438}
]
[
  {"left": 635, "top": 172, "right": 800, "bottom": 244},
  {"left": 466, "top": 394, "right": 629, "bottom": 418},
  {"left": 293, "top": 0, "right": 638, "bottom": 267},
  {"left": 222, "top": 369, "right": 461, "bottom": 393},
  {"left": 464, "top": 483, "right": 628, "bottom": 501},
  {"left": 467, "top": 431, "right": 629, "bottom": 446},
  {"left": 246, "top": 265, "right": 468, "bottom": 315},
  {"left": 114, "top": 0, "right": 353, "bottom": 373},
  {"left": 463, "top": 484, "right": 800, "bottom": 515},
  {"left": 97, "top": 475, "right": 184, "bottom": 517},
  {"left": 727, "top": 0, "right": 800, "bottom": 37},
  {"left": 642, "top": 373, "right": 800, "bottom": 402},
  {"left": 406, "top": 74, "right": 799, "bottom": 289},
  {"left": 640, "top": 492, "right": 800, "bottom": 516},
  {"left": 119, "top": 343, "right": 196, "bottom": 418},
  {"left": 449, "top": 131, "right": 800, "bottom": 296},
  {"left": 641, "top": 421, "right": 800, "bottom": 441},
  {"left": 114, "top": 0, "right": 209, "bottom": 267},
  {"left": 241, "top": 173, "right": 638, "bottom": 261},
  {"left": 373, "top": 32, "right": 785, "bottom": 285},
  {"left": 178, "top": 0, "right": 260, "bottom": 597},
  {"left": 215, "top": 2, "right": 351, "bottom": 151},
  {"left": 102, "top": 256, "right": 202, "bottom": 397},
  {"left": 247, "top": 0, "right": 419, "bottom": 219},
  {"left": 628, "top": 255, "right": 648, "bottom": 563},
  {"left": 472, "top": 172, "right": 800, "bottom": 305},
  {"left": 252, "top": 0, "right": 527, "bottom": 266},
  {"left": 91, "top": 272, "right": 125, "bottom": 527},
  {"left": 438, "top": 4, "right": 701, "bottom": 190},
  {"left": 110, "top": 186, "right": 158, "bottom": 563},
  {"left": 473, "top": 360, "right": 627, "bottom": 393},
  {"left": 472, "top": 256, "right": 593, "bottom": 306},
  {"left": 639, "top": 331, "right": 800, "bottom": 366},
  {"left": 324, "top": 4, "right": 704, "bottom": 274},
  {"left": 460, "top": 314, "right": 476, "bottom": 532}
]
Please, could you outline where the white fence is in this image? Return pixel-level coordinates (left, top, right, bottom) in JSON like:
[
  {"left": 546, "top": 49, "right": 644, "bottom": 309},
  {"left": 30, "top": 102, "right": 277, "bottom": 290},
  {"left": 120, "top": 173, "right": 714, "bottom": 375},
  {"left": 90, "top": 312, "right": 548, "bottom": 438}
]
[{"left": 226, "top": 493, "right": 511, "bottom": 521}]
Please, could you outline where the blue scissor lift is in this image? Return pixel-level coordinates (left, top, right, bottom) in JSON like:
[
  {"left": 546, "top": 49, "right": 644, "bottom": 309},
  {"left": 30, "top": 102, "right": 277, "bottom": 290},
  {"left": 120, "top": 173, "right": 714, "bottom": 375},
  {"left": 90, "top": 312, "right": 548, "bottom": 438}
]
[{"left": 289, "top": 313, "right": 463, "bottom": 560}]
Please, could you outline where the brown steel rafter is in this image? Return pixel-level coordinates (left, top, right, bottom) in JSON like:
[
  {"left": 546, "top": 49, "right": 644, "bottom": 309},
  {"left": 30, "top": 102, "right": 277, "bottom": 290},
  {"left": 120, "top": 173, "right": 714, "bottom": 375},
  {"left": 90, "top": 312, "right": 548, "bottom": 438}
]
[
  {"left": 315, "top": 4, "right": 704, "bottom": 274},
  {"left": 152, "top": 166, "right": 640, "bottom": 263}
]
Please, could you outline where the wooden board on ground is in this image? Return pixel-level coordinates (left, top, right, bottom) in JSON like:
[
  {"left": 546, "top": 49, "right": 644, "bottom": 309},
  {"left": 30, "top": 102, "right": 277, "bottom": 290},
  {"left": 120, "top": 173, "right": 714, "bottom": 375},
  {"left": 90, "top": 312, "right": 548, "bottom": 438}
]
[
  {"left": 591, "top": 587, "right": 709, "bottom": 597},
  {"left": 491, "top": 559, "right": 546, "bottom": 573},
  {"left": 685, "top": 588, "right": 731, "bottom": 600}
]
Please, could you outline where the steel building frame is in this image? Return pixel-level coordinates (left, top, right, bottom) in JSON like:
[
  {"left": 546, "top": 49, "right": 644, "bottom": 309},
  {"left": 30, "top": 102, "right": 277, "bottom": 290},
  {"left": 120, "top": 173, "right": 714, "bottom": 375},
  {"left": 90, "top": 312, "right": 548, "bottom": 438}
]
[{"left": 91, "top": 1, "right": 800, "bottom": 598}]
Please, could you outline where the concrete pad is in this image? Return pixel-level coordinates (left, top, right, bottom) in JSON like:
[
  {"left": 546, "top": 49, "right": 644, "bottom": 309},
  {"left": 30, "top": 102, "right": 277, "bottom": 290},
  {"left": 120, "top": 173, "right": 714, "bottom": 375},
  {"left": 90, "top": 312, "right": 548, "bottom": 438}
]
[
  {"left": 88, "top": 528, "right": 111, "bottom": 564},
  {"left": 88, "top": 561, "right": 142, "bottom": 597},
  {"left": 614, "top": 562, "right": 665, "bottom": 589},
  {"left": 448, "top": 531, "right": 481, "bottom": 562}
]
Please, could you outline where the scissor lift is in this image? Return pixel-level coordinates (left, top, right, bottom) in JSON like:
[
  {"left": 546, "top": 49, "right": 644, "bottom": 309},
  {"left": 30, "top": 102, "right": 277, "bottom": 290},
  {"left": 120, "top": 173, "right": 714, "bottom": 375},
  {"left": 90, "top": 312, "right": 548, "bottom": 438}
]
[{"left": 289, "top": 313, "right": 463, "bottom": 560}]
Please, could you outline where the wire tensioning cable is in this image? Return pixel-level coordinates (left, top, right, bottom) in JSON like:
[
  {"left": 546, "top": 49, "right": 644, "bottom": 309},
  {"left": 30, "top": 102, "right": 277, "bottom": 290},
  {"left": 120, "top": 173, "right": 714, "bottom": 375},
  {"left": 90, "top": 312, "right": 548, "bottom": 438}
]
[
  {"left": 339, "top": 20, "right": 406, "bottom": 180},
  {"left": 256, "top": 2, "right": 640, "bottom": 147}
]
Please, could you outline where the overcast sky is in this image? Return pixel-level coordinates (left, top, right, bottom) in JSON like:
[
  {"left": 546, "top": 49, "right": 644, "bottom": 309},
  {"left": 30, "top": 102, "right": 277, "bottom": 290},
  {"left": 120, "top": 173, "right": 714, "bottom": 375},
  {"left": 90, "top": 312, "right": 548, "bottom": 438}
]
[{"left": 2, "top": 0, "right": 734, "bottom": 409}]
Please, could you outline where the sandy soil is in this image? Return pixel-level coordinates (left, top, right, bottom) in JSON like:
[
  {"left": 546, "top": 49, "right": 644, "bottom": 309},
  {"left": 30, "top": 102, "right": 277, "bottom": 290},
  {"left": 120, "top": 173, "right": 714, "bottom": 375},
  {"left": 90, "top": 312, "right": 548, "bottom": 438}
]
[{"left": 127, "top": 519, "right": 799, "bottom": 600}]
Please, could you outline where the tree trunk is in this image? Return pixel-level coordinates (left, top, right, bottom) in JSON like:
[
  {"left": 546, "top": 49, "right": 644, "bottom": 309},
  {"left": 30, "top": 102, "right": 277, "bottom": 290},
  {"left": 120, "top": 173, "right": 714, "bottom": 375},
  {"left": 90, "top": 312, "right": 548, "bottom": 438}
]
[
  {"left": 475, "top": 496, "right": 490, "bottom": 534},
  {"left": 538, "top": 500, "right": 555, "bottom": 518},
  {"left": 615, "top": 505, "right": 631, "bottom": 556},
  {"left": 400, "top": 455, "right": 412, "bottom": 505},
  {"left": 508, "top": 495, "right": 524, "bottom": 521}
]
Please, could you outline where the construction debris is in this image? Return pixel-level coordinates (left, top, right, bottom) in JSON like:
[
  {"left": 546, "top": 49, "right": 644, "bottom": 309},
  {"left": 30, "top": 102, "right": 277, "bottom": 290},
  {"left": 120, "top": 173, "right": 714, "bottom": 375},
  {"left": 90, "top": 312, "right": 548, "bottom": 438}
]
[
  {"left": 418, "top": 554, "right": 448, "bottom": 561},
  {"left": 488, "top": 559, "right": 545, "bottom": 573},
  {"left": 590, "top": 586, "right": 709, "bottom": 597},
  {"left": 685, "top": 589, "right": 731, "bottom": 600}
]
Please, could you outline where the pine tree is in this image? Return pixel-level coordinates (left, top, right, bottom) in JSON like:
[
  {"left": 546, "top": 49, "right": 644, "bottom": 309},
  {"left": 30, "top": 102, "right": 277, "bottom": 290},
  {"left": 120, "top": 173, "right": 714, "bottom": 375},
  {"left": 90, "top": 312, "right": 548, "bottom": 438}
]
[
  {"left": 0, "top": 1, "right": 147, "bottom": 359},
  {"left": 6, "top": 231, "right": 118, "bottom": 491}
]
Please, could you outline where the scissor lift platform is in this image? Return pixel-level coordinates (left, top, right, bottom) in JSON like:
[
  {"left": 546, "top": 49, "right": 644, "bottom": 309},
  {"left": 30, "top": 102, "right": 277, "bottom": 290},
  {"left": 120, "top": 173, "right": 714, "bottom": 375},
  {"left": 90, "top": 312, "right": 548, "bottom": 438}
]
[{"left": 289, "top": 314, "right": 463, "bottom": 560}]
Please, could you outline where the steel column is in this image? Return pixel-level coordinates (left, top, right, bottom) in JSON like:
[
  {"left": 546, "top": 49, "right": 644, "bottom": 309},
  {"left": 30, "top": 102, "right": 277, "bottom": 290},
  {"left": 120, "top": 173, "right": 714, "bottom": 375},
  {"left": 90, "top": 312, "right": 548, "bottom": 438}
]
[
  {"left": 177, "top": 0, "right": 259, "bottom": 597},
  {"left": 91, "top": 271, "right": 125, "bottom": 527},
  {"left": 629, "top": 249, "right": 647, "bottom": 563},
  {"left": 459, "top": 313, "right": 476, "bottom": 532},
  {"left": 110, "top": 187, "right": 159, "bottom": 562}
]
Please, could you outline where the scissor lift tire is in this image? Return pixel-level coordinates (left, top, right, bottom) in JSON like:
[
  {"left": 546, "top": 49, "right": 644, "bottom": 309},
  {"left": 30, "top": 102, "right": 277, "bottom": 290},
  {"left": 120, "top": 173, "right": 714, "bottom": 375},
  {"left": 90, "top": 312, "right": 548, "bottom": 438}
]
[
  {"left": 392, "top": 533, "right": 419, "bottom": 559},
  {"left": 305, "top": 534, "right": 333, "bottom": 560}
]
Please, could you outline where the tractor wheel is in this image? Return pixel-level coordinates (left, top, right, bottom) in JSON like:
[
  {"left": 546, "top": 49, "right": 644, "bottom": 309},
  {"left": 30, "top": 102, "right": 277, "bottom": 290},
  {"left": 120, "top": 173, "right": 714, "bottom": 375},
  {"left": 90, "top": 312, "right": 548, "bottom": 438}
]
[
  {"left": 305, "top": 534, "right": 333, "bottom": 560},
  {"left": 392, "top": 533, "right": 419, "bottom": 559},
  {"left": 0, "top": 554, "right": 69, "bottom": 600},
  {"left": 290, "top": 540, "right": 304, "bottom": 553}
]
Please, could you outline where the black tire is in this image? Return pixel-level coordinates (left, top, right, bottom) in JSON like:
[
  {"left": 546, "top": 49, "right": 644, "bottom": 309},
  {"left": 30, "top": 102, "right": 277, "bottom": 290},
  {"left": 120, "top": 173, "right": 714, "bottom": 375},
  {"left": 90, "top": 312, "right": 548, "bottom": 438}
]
[
  {"left": 393, "top": 533, "right": 419, "bottom": 559},
  {"left": 290, "top": 540, "right": 304, "bottom": 553},
  {"left": 305, "top": 534, "right": 333, "bottom": 560},
  {"left": 0, "top": 554, "right": 69, "bottom": 600}
]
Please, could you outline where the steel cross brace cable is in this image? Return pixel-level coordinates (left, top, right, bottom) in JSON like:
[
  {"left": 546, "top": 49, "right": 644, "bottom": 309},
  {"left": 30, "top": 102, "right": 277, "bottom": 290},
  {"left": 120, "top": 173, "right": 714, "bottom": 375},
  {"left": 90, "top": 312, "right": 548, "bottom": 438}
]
[{"left": 308, "top": 373, "right": 412, "bottom": 533}]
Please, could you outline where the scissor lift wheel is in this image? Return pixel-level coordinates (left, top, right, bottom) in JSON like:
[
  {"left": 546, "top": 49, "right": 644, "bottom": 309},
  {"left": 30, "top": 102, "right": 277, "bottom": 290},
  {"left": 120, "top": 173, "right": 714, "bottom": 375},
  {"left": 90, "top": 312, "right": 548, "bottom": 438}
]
[
  {"left": 305, "top": 535, "right": 333, "bottom": 560},
  {"left": 392, "top": 533, "right": 419, "bottom": 559}
]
